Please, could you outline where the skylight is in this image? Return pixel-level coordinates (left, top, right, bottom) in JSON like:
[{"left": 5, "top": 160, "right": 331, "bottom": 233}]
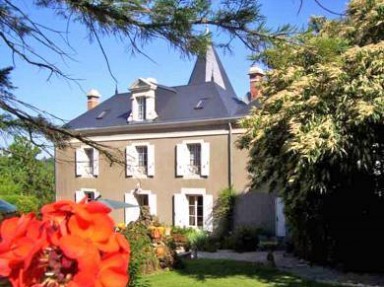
[
  {"left": 194, "top": 98, "right": 208, "bottom": 110},
  {"left": 96, "top": 110, "right": 109, "bottom": 119}
]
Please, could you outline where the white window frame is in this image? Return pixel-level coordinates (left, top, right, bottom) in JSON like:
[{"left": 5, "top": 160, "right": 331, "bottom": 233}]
[
  {"left": 188, "top": 194, "right": 204, "bottom": 228},
  {"left": 176, "top": 140, "right": 210, "bottom": 178},
  {"left": 75, "top": 146, "right": 99, "bottom": 178},
  {"left": 75, "top": 188, "right": 100, "bottom": 203},
  {"left": 174, "top": 188, "right": 213, "bottom": 231},
  {"left": 126, "top": 142, "right": 155, "bottom": 178}
]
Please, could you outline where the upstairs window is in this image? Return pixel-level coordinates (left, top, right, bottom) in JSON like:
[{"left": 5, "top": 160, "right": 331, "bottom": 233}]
[
  {"left": 187, "top": 144, "right": 201, "bottom": 175},
  {"left": 75, "top": 147, "right": 99, "bottom": 177},
  {"left": 126, "top": 144, "right": 155, "bottom": 177},
  {"left": 136, "top": 146, "right": 148, "bottom": 175},
  {"left": 176, "top": 141, "right": 210, "bottom": 178},
  {"left": 137, "top": 97, "right": 147, "bottom": 120}
]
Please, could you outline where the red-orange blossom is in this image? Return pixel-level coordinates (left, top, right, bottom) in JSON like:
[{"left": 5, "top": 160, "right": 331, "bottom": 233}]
[{"left": 0, "top": 200, "right": 130, "bottom": 287}]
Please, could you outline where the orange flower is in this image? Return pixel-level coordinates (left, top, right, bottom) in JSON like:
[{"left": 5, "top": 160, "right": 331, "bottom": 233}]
[
  {"left": 0, "top": 213, "right": 48, "bottom": 286},
  {"left": 0, "top": 200, "right": 130, "bottom": 287}
]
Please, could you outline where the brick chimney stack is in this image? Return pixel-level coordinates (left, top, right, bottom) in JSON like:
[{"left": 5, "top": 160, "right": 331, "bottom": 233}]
[
  {"left": 248, "top": 66, "right": 264, "bottom": 101},
  {"left": 87, "top": 89, "right": 101, "bottom": 110}
]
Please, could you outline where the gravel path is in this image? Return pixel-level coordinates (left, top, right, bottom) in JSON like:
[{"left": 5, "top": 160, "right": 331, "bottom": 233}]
[{"left": 197, "top": 250, "right": 384, "bottom": 287}]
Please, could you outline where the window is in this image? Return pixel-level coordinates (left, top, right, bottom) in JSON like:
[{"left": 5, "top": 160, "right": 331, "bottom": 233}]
[
  {"left": 194, "top": 98, "right": 208, "bottom": 110},
  {"left": 188, "top": 195, "right": 204, "bottom": 227},
  {"left": 83, "top": 148, "right": 94, "bottom": 174},
  {"left": 137, "top": 97, "right": 147, "bottom": 120},
  {"left": 174, "top": 189, "right": 213, "bottom": 231},
  {"left": 136, "top": 146, "right": 148, "bottom": 174},
  {"left": 135, "top": 194, "right": 149, "bottom": 207},
  {"left": 125, "top": 191, "right": 157, "bottom": 224},
  {"left": 76, "top": 147, "right": 99, "bottom": 177},
  {"left": 176, "top": 141, "right": 210, "bottom": 177},
  {"left": 84, "top": 191, "right": 96, "bottom": 201},
  {"left": 126, "top": 144, "right": 155, "bottom": 177},
  {"left": 75, "top": 189, "right": 99, "bottom": 203},
  {"left": 187, "top": 144, "right": 201, "bottom": 175}
]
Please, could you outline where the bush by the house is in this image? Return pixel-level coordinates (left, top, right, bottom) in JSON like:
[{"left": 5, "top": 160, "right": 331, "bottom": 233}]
[
  {"left": 231, "top": 226, "right": 261, "bottom": 252},
  {"left": 213, "top": 187, "right": 236, "bottom": 241}
]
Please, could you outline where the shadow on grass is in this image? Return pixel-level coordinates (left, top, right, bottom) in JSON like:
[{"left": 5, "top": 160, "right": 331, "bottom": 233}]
[{"left": 174, "top": 259, "right": 334, "bottom": 287}]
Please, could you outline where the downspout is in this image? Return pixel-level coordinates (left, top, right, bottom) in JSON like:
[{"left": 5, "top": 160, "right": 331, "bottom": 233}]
[{"left": 228, "top": 122, "right": 233, "bottom": 187}]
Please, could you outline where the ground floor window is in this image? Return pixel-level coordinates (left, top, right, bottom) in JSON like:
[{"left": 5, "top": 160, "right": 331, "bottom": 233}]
[
  {"left": 136, "top": 193, "right": 149, "bottom": 207},
  {"left": 188, "top": 195, "right": 204, "bottom": 227}
]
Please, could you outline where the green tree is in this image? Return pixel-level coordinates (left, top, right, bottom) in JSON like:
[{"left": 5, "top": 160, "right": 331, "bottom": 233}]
[
  {"left": 239, "top": 0, "right": 384, "bottom": 271},
  {"left": 0, "top": 136, "right": 54, "bottom": 212}
]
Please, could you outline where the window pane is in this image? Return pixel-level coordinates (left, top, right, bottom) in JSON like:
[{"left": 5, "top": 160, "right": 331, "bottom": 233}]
[
  {"left": 136, "top": 194, "right": 149, "bottom": 207},
  {"left": 136, "top": 146, "right": 148, "bottom": 174},
  {"left": 137, "top": 97, "right": 146, "bottom": 120},
  {"left": 84, "top": 148, "right": 94, "bottom": 174},
  {"left": 84, "top": 191, "right": 95, "bottom": 201},
  {"left": 187, "top": 144, "right": 201, "bottom": 174},
  {"left": 187, "top": 195, "right": 203, "bottom": 227}
]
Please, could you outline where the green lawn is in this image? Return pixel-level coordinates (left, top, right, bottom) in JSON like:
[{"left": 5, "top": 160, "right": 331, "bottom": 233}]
[{"left": 145, "top": 259, "right": 340, "bottom": 287}]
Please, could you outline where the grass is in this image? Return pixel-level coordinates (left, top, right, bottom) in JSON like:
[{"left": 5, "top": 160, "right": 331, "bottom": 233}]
[{"left": 145, "top": 259, "right": 340, "bottom": 287}]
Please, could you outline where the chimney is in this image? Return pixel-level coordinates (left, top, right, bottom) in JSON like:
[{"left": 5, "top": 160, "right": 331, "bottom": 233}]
[
  {"left": 87, "top": 89, "right": 101, "bottom": 110},
  {"left": 248, "top": 66, "right": 264, "bottom": 101}
]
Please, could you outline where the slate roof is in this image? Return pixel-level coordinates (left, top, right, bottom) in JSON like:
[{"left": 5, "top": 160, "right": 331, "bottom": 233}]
[{"left": 68, "top": 46, "right": 250, "bottom": 130}]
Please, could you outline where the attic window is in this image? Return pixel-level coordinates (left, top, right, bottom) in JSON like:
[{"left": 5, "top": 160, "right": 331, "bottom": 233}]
[
  {"left": 96, "top": 110, "right": 109, "bottom": 119},
  {"left": 194, "top": 98, "right": 208, "bottom": 110}
]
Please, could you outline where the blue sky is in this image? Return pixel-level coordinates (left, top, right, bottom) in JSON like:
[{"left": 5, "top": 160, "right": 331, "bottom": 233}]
[{"left": 1, "top": 1, "right": 348, "bottom": 125}]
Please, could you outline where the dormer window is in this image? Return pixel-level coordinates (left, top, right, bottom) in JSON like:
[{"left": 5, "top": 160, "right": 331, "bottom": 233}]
[
  {"left": 128, "top": 78, "right": 158, "bottom": 123},
  {"left": 137, "top": 97, "right": 147, "bottom": 120}
]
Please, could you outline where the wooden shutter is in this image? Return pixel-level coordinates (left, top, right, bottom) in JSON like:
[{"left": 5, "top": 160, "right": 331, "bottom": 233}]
[
  {"left": 147, "top": 144, "right": 155, "bottom": 176},
  {"left": 201, "top": 142, "right": 210, "bottom": 177},
  {"left": 174, "top": 193, "right": 189, "bottom": 227},
  {"left": 126, "top": 145, "right": 136, "bottom": 177},
  {"left": 148, "top": 193, "right": 157, "bottom": 215},
  {"left": 176, "top": 144, "right": 187, "bottom": 177},
  {"left": 93, "top": 148, "right": 99, "bottom": 176},
  {"left": 75, "top": 190, "right": 85, "bottom": 202},
  {"left": 75, "top": 148, "right": 85, "bottom": 176},
  {"left": 124, "top": 193, "right": 140, "bottom": 224},
  {"left": 203, "top": 194, "right": 213, "bottom": 232}
]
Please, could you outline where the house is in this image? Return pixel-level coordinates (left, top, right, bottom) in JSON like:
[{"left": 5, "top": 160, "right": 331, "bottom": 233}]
[{"left": 55, "top": 45, "right": 282, "bottom": 234}]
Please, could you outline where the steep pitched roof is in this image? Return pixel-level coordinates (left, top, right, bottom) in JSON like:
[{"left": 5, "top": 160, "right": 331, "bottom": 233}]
[
  {"left": 67, "top": 46, "right": 248, "bottom": 131},
  {"left": 188, "top": 45, "right": 237, "bottom": 98}
]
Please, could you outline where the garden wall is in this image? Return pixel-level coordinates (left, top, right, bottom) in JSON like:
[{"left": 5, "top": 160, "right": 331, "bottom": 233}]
[{"left": 233, "top": 191, "right": 276, "bottom": 235}]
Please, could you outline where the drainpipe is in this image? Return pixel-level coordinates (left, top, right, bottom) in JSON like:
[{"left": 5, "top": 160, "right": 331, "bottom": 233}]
[{"left": 228, "top": 122, "right": 233, "bottom": 187}]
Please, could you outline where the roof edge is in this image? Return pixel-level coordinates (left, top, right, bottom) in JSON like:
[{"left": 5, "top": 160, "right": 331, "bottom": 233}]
[{"left": 68, "top": 116, "right": 244, "bottom": 136}]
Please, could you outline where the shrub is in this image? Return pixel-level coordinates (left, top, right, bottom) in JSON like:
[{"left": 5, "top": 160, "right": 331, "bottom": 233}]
[
  {"left": 121, "top": 222, "right": 158, "bottom": 287},
  {"left": 231, "top": 226, "right": 260, "bottom": 252},
  {"left": 213, "top": 187, "right": 236, "bottom": 240}
]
